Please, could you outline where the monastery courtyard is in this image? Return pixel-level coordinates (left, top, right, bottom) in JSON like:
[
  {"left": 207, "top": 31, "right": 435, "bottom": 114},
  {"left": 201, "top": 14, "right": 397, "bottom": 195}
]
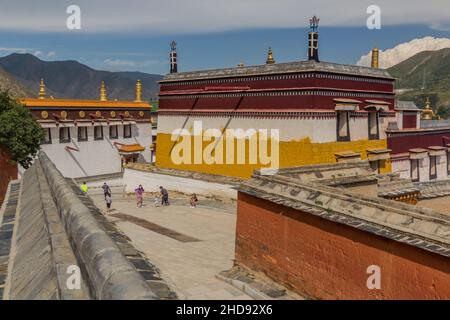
[{"left": 90, "top": 192, "right": 253, "bottom": 300}]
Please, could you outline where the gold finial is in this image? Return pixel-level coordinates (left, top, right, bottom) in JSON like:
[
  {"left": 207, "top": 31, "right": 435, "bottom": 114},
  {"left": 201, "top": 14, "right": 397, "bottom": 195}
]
[
  {"left": 266, "top": 47, "right": 275, "bottom": 64},
  {"left": 135, "top": 79, "right": 142, "bottom": 102},
  {"left": 371, "top": 47, "right": 379, "bottom": 68},
  {"left": 100, "top": 81, "right": 107, "bottom": 101},
  {"left": 38, "top": 78, "right": 46, "bottom": 99},
  {"left": 421, "top": 97, "right": 434, "bottom": 120}
]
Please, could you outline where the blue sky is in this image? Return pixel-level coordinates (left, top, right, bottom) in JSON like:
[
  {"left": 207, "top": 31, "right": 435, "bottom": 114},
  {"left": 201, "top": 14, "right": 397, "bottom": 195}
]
[{"left": 0, "top": 0, "right": 449, "bottom": 75}]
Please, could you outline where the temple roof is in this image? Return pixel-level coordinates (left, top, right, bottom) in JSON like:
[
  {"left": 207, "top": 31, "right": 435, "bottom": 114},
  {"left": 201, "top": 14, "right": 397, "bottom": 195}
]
[
  {"left": 161, "top": 60, "right": 394, "bottom": 82},
  {"left": 395, "top": 100, "right": 420, "bottom": 111},
  {"left": 22, "top": 98, "right": 151, "bottom": 109}
]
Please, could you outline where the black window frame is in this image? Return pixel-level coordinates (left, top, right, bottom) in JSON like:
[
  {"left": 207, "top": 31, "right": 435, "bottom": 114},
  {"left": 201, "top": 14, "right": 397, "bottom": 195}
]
[
  {"left": 59, "top": 127, "right": 71, "bottom": 143},
  {"left": 336, "top": 111, "right": 350, "bottom": 142},
  {"left": 368, "top": 111, "right": 380, "bottom": 140},
  {"left": 447, "top": 151, "right": 450, "bottom": 176},
  {"left": 109, "top": 125, "right": 119, "bottom": 140},
  {"left": 94, "top": 125, "right": 104, "bottom": 140},
  {"left": 410, "top": 159, "right": 420, "bottom": 182},
  {"left": 77, "top": 127, "right": 88, "bottom": 142},
  {"left": 123, "top": 124, "right": 132, "bottom": 139},
  {"left": 429, "top": 155, "right": 437, "bottom": 180},
  {"left": 42, "top": 128, "right": 52, "bottom": 144}
]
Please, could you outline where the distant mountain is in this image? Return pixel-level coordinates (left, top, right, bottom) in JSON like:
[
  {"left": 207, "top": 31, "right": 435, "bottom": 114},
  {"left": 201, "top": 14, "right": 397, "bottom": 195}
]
[
  {"left": 0, "top": 65, "right": 34, "bottom": 98},
  {"left": 388, "top": 48, "right": 450, "bottom": 110},
  {"left": 0, "top": 53, "right": 163, "bottom": 100}
]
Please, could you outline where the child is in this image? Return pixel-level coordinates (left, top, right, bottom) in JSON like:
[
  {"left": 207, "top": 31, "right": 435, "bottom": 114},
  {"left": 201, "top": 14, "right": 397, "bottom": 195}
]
[
  {"left": 154, "top": 193, "right": 161, "bottom": 207},
  {"left": 190, "top": 193, "right": 198, "bottom": 208},
  {"left": 105, "top": 193, "right": 112, "bottom": 214}
]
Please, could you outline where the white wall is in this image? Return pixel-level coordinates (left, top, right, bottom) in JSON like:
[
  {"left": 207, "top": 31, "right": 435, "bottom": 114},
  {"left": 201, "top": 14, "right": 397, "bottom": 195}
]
[
  {"left": 41, "top": 122, "right": 152, "bottom": 178},
  {"left": 123, "top": 168, "right": 237, "bottom": 199},
  {"left": 392, "top": 155, "right": 450, "bottom": 182},
  {"left": 157, "top": 113, "right": 392, "bottom": 144}
]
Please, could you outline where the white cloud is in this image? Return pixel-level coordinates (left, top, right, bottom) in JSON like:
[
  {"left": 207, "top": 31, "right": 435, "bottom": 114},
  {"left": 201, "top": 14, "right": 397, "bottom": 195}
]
[
  {"left": 102, "top": 58, "right": 163, "bottom": 71},
  {"left": 0, "top": 0, "right": 449, "bottom": 34},
  {"left": 0, "top": 47, "right": 32, "bottom": 53},
  {"left": 33, "top": 50, "right": 43, "bottom": 57},
  {"left": 357, "top": 36, "right": 450, "bottom": 68},
  {"left": 47, "top": 51, "right": 56, "bottom": 58},
  {"left": 103, "top": 58, "right": 136, "bottom": 67}
]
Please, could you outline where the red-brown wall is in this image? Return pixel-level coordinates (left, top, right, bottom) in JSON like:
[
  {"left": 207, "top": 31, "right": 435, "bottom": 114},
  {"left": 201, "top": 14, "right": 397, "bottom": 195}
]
[
  {"left": 0, "top": 148, "right": 17, "bottom": 205},
  {"left": 236, "top": 192, "right": 450, "bottom": 300},
  {"left": 388, "top": 129, "right": 450, "bottom": 154}
]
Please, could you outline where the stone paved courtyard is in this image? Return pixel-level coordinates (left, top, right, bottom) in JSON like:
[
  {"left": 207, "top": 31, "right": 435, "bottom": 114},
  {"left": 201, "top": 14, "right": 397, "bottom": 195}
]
[{"left": 91, "top": 194, "right": 252, "bottom": 300}]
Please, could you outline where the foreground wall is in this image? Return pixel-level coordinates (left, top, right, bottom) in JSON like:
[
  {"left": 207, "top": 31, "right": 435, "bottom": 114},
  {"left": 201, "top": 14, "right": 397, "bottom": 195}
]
[
  {"left": 235, "top": 192, "right": 450, "bottom": 299},
  {"left": 0, "top": 149, "right": 17, "bottom": 205}
]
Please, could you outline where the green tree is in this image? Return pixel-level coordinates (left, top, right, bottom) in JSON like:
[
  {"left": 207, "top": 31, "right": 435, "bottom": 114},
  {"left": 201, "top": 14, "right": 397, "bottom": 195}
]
[
  {"left": 0, "top": 90, "right": 43, "bottom": 168},
  {"left": 436, "top": 105, "right": 450, "bottom": 119}
]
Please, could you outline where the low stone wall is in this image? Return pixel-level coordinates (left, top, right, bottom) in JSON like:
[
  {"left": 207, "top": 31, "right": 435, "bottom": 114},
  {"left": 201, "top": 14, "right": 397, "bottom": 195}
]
[
  {"left": 123, "top": 167, "right": 238, "bottom": 199},
  {"left": 39, "top": 152, "right": 157, "bottom": 300}
]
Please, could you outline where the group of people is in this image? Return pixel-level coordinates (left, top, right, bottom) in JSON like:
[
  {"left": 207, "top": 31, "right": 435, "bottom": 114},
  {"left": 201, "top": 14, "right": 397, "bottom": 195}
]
[
  {"left": 135, "top": 185, "right": 170, "bottom": 208},
  {"left": 80, "top": 181, "right": 113, "bottom": 214},
  {"left": 80, "top": 181, "right": 199, "bottom": 213}
]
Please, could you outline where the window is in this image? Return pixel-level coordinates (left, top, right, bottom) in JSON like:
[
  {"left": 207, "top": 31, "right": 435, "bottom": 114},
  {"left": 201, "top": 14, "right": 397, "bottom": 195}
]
[
  {"left": 336, "top": 111, "right": 350, "bottom": 141},
  {"left": 94, "top": 126, "right": 104, "bottom": 140},
  {"left": 124, "top": 124, "right": 132, "bottom": 138},
  {"left": 369, "top": 160, "right": 379, "bottom": 173},
  {"left": 448, "top": 152, "right": 450, "bottom": 176},
  {"left": 429, "top": 156, "right": 437, "bottom": 180},
  {"left": 411, "top": 159, "right": 420, "bottom": 182},
  {"left": 59, "top": 127, "right": 71, "bottom": 143},
  {"left": 78, "top": 127, "right": 88, "bottom": 142},
  {"left": 368, "top": 112, "right": 379, "bottom": 140},
  {"left": 42, "top": 128, "right": 52, "bottom": 144},
  {"left": 109, "top": 125, "right": 118, "bottom": 139}
]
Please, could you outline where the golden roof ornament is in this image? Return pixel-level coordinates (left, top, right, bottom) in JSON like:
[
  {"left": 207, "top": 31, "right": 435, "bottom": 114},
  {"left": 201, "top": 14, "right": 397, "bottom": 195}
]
[
  {"left": 135, "top": 79, "right": 143, "bottom": 102},
  {"left": 266, "top": 47, "right": 275, "bottom": 64},
  {"left": 421, "top": 97, "right": 434, "bottom": 120},
  {"left": 371, "top": 47, "right": 379, "bottom": 69},
  {"left": 100, "top": 81, "right": 107, "bottom": 101},
  {"left": 38, "top": 78, "right": 46, "bottom": 99}
]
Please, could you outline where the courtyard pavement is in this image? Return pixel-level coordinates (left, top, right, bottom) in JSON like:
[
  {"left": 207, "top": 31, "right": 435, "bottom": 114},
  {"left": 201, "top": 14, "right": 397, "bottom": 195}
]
[{"left": 91, "top": 194, "right": 252, "bottom": 300}]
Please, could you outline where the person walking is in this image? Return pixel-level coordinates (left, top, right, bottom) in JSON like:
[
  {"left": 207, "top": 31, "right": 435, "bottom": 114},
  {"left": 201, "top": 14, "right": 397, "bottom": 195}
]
[
  {"left": 105, "top": 193, "right": 112, "bottom": 214},
  {"left": 160, "top": 186, "right": 169, "bottom": 206},
  {"left": 80, "top": 181, "right": 88, "bottom": 194},
  {"left": 102, "top": 182, "right": 112, "bottom": 197},
  {"left": 135, "top": 184, "right": 145, "bottom": 208}
]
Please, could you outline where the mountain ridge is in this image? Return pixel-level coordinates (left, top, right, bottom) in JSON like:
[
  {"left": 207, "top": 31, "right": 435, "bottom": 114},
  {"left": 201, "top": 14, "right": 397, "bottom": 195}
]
[
  {"left": 387, "top": 47, "right": 450, "bottom": 115},
  {"left": 0, "top": 53, "right": 163, "bottom": 100}
]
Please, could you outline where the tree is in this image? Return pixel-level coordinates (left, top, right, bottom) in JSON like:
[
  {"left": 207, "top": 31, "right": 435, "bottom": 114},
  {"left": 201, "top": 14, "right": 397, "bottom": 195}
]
[
  {"left": 0, "top": 90, "right": 43, "bottom": 168},
  {"left": 436, "top": 105, "right": 450, "bottom": 119}
]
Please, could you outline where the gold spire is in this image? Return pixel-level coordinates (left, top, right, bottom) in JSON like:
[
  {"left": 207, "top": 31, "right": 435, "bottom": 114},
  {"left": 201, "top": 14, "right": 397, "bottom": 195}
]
[
  {"left": 266, "top": 47, "right": 275, "bottom": 64},
  {"left": 38, "top": 78, "right": 46, "bottom": 99},
  {"left": 100, "top": 81, "right": 107, "bottom": 101},
  {"left": 135, "top": 79, "right": 142, "bottom": 102},
  {"left": 371, "top": 47, "right": 379, "bottom": 68},
  {"left": 421, "top": 97, "right": 434, "bottom": 120}
]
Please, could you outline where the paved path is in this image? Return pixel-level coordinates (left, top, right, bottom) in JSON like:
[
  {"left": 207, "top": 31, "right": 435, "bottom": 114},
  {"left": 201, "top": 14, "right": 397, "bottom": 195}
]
[{"left": 91, "top": 195, "right": 252, "bottom": 300}]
